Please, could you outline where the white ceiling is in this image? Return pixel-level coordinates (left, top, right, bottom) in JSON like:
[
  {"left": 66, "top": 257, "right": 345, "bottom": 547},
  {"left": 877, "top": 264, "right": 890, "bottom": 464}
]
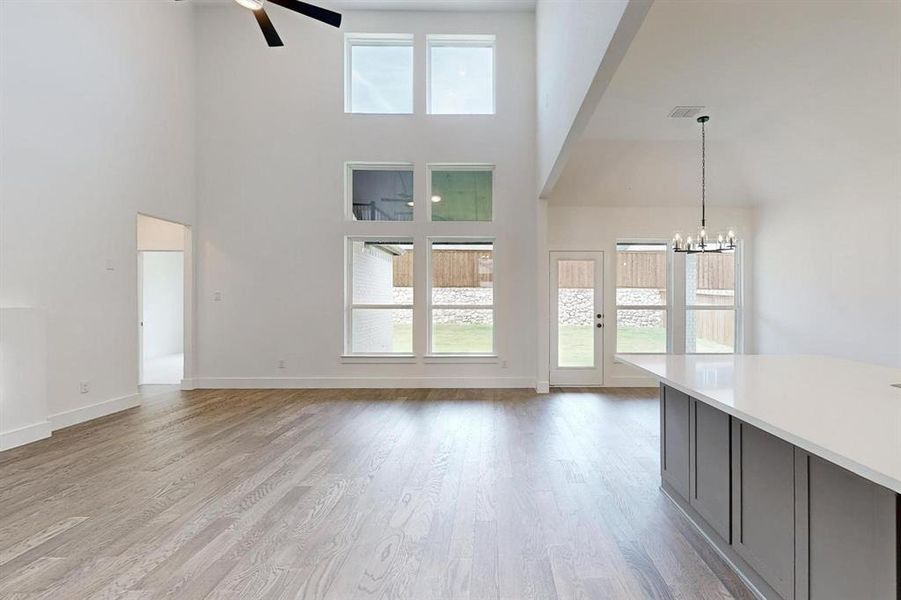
[
  {"left": 196, "top": 0, "right": 535, "bottom": 11},
  {"left": 554, "top": 0, "right": 900, "bottom": 207},
  {"left": 582, "top": 0, "right": 900, "bottom": 142}
]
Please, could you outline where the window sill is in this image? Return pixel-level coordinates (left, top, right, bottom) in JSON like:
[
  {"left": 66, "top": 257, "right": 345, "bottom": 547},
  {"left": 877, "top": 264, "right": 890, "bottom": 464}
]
[
  {"left": 423, "top": 354, "right": 498, "bottom": 364},
  {"left": 341, "top": 354, "right": 417, "bottom": 364}
]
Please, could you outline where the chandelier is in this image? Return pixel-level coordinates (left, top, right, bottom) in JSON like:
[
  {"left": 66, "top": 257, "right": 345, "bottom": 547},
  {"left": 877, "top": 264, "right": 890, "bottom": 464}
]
[{"left": 672, "top": 115, "right": 736, "bottom": 253}]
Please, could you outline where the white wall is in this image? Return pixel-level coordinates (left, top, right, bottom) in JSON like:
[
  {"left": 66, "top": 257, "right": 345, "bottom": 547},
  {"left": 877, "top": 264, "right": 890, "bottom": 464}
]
[
  {"left": 193, "top": 8, "right": 537, "bottom": 387},
  {"left": 534, "top": 0, "right": 650, "bottom": 196},
  {"left": 0, "top": 308, "right": 50, "bottom": 450},
  {"left": 142, "top": 252, "right": 185, "bottom": 360},
  {"left": 0, "top": 1, "right": 196, "bottom": 425}
]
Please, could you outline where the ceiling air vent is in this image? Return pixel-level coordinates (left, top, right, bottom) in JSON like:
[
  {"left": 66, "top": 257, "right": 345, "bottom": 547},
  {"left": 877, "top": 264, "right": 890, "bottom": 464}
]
[{"left": 669, "top": 106, "right": 705, "bottom": 119}]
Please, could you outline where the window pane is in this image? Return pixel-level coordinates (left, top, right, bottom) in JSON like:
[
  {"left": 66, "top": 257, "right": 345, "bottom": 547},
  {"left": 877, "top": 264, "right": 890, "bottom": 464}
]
[
  {"left": 431, "top": 309, "right": 493, "bottom": 353},
  {"left": 615, "top": 243, "right": 667, "bottom": 305},
  {"left": 431, "top": 170, "right": 492, "bottom": 222},
  {"left": 557, "top": 260, "right": 594, "bottom": 368},
  {"left": 431, "top": 242, "right": 493, "bottom": 304},
  {"left": 686, "top": 309, "right": 735, "bottom": 353},
  {"left": 350, "top": 44, "right": 413, "bottom": 114},
  {"left": 429, "top": 43, "right": 494, "bottom": 114},
  {"left": 616, "top": 310, "right": 667, "bottom": 353},
  {"left": 686, "top": 251, "right": 735, "bottom": 306},
  {"left": 352, "top": 241, "right": 413, "bottom": 305},
  {"left": 351, "top": 169, "right": 414, "bottom": 221},
  {"left": 352, "top": 308, "right": 412, "bottom": 353}
]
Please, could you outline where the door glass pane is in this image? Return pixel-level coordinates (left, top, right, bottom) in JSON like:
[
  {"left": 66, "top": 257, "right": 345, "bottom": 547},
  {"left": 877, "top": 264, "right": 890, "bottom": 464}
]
[
  {"left": 686, "top": 309, "right": 735, "bottom": 353},
  {"left": 557, "top": 259, "right": 594, "bottom": 367},
  {"left": 616, "top": 309, "right": 667, "bottom": 353},
  {"left": 686, "top": 251, "right": 735, "bottom": 306}
]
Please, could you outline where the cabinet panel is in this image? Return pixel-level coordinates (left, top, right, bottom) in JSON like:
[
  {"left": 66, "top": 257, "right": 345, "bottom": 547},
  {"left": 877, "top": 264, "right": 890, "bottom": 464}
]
[
  {"left": 661, "top": 385, "right": 690, "bottom": 500},
  {"left": 804, "top": 454, "right": 897, "bottom": 600},
  {"left": 732, "top": 421, "right": 795, "bottom": 600},
  {"left": 690, "top": 400, "right": 732, "bottom": 541}
]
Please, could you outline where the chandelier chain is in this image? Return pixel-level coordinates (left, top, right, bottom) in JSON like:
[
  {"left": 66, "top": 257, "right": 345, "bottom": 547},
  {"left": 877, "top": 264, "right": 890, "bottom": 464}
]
[{"left": 701, "top": 118, "right": 706, "bottom": 228}]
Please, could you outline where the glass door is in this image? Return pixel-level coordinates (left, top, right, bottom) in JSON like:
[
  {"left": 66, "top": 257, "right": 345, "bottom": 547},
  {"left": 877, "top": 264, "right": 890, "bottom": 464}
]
[{"left": 550, "top": 251, "right": 604, "bottom": 386}]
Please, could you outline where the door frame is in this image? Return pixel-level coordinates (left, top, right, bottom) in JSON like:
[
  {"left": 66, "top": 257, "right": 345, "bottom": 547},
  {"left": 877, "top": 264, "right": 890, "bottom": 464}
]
[
  {"left": 549, "top": 250, "right": 605, "bottom": 386},
  {"left": 136, "top": 213, "right": 193, "bottom": 389}
]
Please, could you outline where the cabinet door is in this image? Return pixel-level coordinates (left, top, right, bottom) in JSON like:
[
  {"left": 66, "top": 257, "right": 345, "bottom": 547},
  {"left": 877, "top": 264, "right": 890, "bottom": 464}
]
[
  {"left": 798, "top": 453, "right": 898, "bottom": 600},
  {"left": 661, "top": 385, "right": 690, "bottom": 500},
  {"left": 690, "top": 400, "right": 732, "bottom": 541},
  {"left": 732, "top": 421, "right": 795, "bottom": 600}
]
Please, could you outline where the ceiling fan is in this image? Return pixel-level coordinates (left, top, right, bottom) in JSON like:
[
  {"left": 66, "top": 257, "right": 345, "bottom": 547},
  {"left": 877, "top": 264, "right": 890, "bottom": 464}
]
[{"left": 177, "top": 0, "right": 342, "bottom": 47}]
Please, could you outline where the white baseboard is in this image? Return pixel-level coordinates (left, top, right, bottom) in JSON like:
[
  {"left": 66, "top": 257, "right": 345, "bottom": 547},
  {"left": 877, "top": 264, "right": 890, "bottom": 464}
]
[
  {"left": 180, "top": 378, "right": 196, "bottom": 391},
  {"left": 49, "top": 393, "right": 141, "bottom": 431},
  {"left": 0, "top": 420, "right": 52, "bottom": 451},
  {"left": 192, "top": 376, "right": 536, "bottom": 389},
  {"left": 535, "top": 380, "right": 550, "bottom": 393}
]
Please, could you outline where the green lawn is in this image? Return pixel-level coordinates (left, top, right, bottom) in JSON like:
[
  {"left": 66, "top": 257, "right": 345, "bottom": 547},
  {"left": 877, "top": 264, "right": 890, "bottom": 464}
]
[
  {"left": 393, "top": 323, "right": 493, "bottom": 353},
  {"left": 392, "top": 323, "right": 730, "bottom": 359}
]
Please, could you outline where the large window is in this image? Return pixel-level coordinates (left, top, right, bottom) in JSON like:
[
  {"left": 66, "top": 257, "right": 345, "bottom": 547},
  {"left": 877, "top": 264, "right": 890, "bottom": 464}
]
[
  {"left": 346, "top": 239, "right": 413, "bottom": 354},
  {"left": 428, "top": 35, "right": 495, "bottom": 115},
  {"left": 429, "top": 165, "right": 493, "bottom": 222},
  {"left": 429, "top": 241, "right": 494, "bottom": 354},
  {"left": 685, "top": 251, "right": 736, "bottom": 353},
  {"left": 345, "top": 34, "right": 414, "bottom": 114},
  {"left": 615, "top": 243, "right": 668, "bottom": 353},
  {"left": 347, "top": 164, "right": 414, "bottom": 221}
]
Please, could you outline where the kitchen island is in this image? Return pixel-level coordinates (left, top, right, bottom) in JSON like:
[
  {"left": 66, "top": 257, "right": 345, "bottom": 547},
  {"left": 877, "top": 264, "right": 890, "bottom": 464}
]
[{"left": 617, "top": 354, "right": 901, "bottom": 600}]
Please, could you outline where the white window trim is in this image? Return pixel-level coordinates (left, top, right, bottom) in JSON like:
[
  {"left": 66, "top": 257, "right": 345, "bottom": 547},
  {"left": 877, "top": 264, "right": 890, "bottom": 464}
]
[
  {"left": 426, "top": 236, "right": 497, "bottom": 357},
  {"left": 426, "top": 34, "right": 496, "bottom": 116},
  {"left": 425, "top": 163, "right": 495, "bottom": 223},
  {"left": 344, "top": 33, "right": 415, "bottom": 115},
  {"left": 344, "top": 236, "right": 415, "bottom": 356},
  {"left": 614, "top": 240, "right": 673, "bottom": 357},
  {"left": 344, "top": 161, "right": 415, "bottom": 222}
]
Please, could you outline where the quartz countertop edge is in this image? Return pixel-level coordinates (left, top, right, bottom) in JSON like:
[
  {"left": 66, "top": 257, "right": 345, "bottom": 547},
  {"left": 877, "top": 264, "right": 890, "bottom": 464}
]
[{"left": 616, "top": 353, "right": 901, "bottom": 494}]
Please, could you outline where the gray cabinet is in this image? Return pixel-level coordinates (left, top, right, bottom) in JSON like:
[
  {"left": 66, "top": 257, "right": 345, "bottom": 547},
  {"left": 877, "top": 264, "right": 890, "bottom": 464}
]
[
  {"left": 659, "top": 385, "right": 899, "bottom": 600},
  {"left": 796, "top": 452, "right": 898, "bottom": 600},
  {"left": 731, "top": 421, "right": 796, "bottom": 600},
  {"left": 661, "top": 385, "right": 691, "bottom": 500},
  {"left": 690, "top": 400, "right": 732, "bottom": 541}
]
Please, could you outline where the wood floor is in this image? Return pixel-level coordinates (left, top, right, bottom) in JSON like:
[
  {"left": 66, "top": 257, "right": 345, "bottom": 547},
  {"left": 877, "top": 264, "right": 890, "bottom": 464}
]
[{"left": 0, "top": 388, "right": 754, "bottom": 599}]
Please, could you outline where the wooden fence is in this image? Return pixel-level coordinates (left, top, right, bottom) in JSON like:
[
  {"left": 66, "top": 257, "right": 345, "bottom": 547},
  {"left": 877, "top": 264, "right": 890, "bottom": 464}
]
[{"left": 393, "top": 250, "right": 734, "bottom": 293}]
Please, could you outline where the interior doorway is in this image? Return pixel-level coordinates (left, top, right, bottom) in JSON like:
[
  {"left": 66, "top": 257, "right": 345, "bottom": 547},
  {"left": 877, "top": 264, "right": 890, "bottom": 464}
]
[{"left": 137, "top": 214, "right": 187, "bottom": 385}]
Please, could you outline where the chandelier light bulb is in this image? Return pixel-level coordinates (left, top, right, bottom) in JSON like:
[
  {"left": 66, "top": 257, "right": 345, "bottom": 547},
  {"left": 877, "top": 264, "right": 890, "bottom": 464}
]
[{"left": 431, "top": 195, "right": 442, "bottom": 203}]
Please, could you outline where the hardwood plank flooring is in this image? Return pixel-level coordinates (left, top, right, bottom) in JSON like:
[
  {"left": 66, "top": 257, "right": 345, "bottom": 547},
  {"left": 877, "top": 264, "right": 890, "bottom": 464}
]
[{"left": 0, "top": 388, "right": 754, "bottom": 599}]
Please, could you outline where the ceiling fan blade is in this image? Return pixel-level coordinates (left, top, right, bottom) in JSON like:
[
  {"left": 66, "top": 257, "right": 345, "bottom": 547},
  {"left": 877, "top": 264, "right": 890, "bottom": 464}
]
[
  {"left": 267, "top": 0, "right": 342, "bottom": 28},
  {"left": 253, "top": 7, "right": 285, "bottom": 47}
]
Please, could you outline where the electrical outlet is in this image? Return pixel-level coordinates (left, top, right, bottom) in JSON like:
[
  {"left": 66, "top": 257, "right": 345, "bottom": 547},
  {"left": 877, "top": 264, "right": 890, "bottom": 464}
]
[
  {"left": 79, "top": 381, "right": 90, "bottom": 394},
  {"left": 278, "top": 360, "right": 286, "bottom": 369},
  {"left": 501, "top": 360, "right": 508, "bottom": 369},
  {"left": 213, "top": 291, "right": 223, "bottom": 302}
]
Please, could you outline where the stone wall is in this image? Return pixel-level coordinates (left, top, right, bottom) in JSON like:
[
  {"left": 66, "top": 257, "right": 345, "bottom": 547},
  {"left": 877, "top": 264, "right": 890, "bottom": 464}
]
[{"left": 392, "top": 288, "right": 493, "bottom": 324}]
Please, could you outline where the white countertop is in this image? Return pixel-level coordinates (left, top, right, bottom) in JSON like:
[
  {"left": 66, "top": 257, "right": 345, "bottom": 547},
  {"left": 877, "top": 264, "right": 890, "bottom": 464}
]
[{"left": 616, "top": 354, "right": 901, "bottom": 494}]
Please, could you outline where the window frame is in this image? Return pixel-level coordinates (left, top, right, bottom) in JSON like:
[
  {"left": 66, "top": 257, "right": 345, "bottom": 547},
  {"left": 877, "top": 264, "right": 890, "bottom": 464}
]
[
  {"left": 614, "top": 240, "right": 673, "bottom": 355},
  {"left": 426, "top": 163, "right": 495, "bottom": 223},
  {"left": 426, "top": 237, "right": 497, "bottom": 357},
  {"left": 683, "top": 245, "right": 741, "bottom": 355},
  {"left": 344, "top": 161, "right": 415, "bottom": 222},
  {"left": 344, "top": 236, "right": 415, "bottom": 357},
  {"left": 344, "top": 33, "right": 415, "bottom": 115},
  {"left": 426, "top": 34, "right": 496, "bottom": 116}
]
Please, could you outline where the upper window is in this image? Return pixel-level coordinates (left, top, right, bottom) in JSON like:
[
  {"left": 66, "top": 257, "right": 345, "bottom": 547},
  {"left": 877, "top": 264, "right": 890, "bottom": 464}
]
[
  {"left": 347, "top": 164, "right": 414, "bottom": 221},
  {"left": 685, "top": 251, "right": 736, "bottom": 353},
  {"left": 429, "top": 166, "right": 493, "bottom": 222},
  {"left": 346, "top": 239, "right": 414, "bottom": 354},
  {"left": 427, "top": 35, "right": 495, "bottom": 115},
  {"left": 345, "top": 34, "right": 414, "bottom": 114},
  {"left": 615, "top": 243, "right": 669, "bottom": 354},
  {"left": 429, "top": 241, "right": 494, "bottom": 354}
]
